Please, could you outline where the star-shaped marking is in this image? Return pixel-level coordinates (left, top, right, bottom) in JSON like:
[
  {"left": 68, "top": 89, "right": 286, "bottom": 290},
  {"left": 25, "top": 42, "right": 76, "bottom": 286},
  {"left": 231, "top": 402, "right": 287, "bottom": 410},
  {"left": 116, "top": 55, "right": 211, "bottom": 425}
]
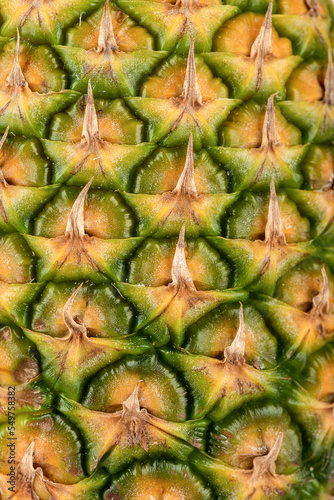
[
  {"left": 30, "top": 282, "right": 134, "bottom": 338},
  {"left": 24, "top": 179, "right": 143, "bottom": 282},
  {"left": 59, "top": 381, "right": 208, "bottom": 474},
  {"left": 0, "top": 0, "right": 104, "bottom": 44},
  {"left": 0, "top": 31, "right": 79, "bottom": 138},
  {"left": 209, "top": 93, "right": 307, "bottom": 191},
  {"left": 66, "top": 0, "right": 154, "bottom": 52},
  {"left": 204, "top": 1, "right": 302, "bottom": 101},
  {"left": 192, "top": 432, "right": 301, "bottom": 500},
  {"left": 23, "top": 284, "right": 151, "bottom": 400},
  {"left": 126, "top": 40, "right": 241, "bottom": 149},
  {"left": 117, "top": 224, "right": 248, "bottom": 346},
  {"left": 160, "top": 304, "right": 277, "bottom": 420},
  {"left": 123, "top": 134, "right": 238, "bottom": 237},
  {"left": 117, "top": 0, "right": 238, "bottom": 52},
  {"left": 208, "top": 178, "right": 310, "bottom": 295},
  {"left": 43, "top": 81, "right": 155, "bottom": 190},
  {"left": 55, "top": 2, "right": 167, "bottom": 98}
]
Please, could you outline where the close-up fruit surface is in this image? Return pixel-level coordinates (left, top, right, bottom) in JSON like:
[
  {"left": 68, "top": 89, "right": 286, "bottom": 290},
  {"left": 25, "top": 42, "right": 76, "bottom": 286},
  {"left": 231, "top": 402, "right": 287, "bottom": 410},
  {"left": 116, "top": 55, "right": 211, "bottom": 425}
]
[{"left": 0, "top": 0, "right": 333, "bottom": 498}]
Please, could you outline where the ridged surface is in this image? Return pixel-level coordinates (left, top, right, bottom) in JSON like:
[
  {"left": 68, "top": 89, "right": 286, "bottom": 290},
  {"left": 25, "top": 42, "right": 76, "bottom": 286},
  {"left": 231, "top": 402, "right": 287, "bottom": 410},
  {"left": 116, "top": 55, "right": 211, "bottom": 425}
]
[{"left": 0, "top": 0, "right": 333, "bottom": 499}]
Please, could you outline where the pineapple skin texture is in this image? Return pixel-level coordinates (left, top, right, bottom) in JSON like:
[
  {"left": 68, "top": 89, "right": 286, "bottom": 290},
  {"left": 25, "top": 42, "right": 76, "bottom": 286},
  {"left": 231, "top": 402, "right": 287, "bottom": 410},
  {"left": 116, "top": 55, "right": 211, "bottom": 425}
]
[{"left": 0, "top": 0, "right": 333, "bottom": 499}]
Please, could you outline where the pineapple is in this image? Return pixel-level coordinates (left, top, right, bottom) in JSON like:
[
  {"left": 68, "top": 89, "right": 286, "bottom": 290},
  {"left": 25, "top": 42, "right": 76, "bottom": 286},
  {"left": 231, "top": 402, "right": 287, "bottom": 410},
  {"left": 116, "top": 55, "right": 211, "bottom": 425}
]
[{"left": 0, "top": 0, "right": 333, "bottom": 498}]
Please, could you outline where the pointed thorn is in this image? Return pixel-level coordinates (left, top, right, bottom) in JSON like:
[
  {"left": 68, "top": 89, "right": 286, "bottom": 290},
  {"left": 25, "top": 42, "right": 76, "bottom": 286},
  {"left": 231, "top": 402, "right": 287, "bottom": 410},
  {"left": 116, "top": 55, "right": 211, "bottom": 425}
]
[
  {"left": 19, "top": 440, "right": 35, "bottom": 469},
  {"left": 250, "top": 0, "right": 274, "bottom": 92},
  {"left": 63, "top": 283, "right": 87, "bottom": 336},
  {"left": 0, "top": 126, "right": 9, "bottom": 151},
  {"left": 261, "top": 93, "right": 281, "bottom": 150},
  {"left": 16, "top": 439, "right": 44, "bottom": 486},
  {"left": 171, "top": 223, "right": 197, "bottom": 292},
  {"left": 81, "top": 81, "right": 100, "bottom": 146},
  {"left": 180, "top": 39, "right": 202, "bottom": 106},
  {"left": 324, "top": 49, "right": 334, "bottom": 106},
  {"left": 120, "top": 380, "right": 151, "bottom": 453},
  {"left": 321, "top": 266, "right": 330, "bottom": 308},
  {"left": 97, "top": 0, "right": 118, "bottom": 53},
  {"left": 224, "top": 303, "right": 245, "bottom": 364},
  {"left": 265, "top": 177, "right": 286, "bottom": 246},
  {"left": 122, "top": 380, "right": 143, "bottom": 414},
  {"left": 311, "top": 267, "right": 330, "bottom": 318},
  {"left": 267, "top": 431, "right": 284, "bottom": 463},
  {"left": 251, "top": 432, "right": 284, "bottom": 483},
  {"left": 173, "top": 134, "right": 197, "bottom": 197},
  {"left": 65, "top": 177, "right": 94, "bottom": 239},
  {"left": 6, "top": 29, "right": 27, "bottom": 89}
]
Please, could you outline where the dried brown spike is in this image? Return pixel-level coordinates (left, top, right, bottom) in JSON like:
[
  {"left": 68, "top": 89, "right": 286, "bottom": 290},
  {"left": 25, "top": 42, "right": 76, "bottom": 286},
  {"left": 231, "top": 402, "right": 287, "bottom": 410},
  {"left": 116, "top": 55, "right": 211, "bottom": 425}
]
[
  {"left": 17, "top": 440, "right": 35, "bottom": 476},
  {"left": 224, "top": 303, "right": 245, "bottom": 365},
  {"left": 63, "top": 283, "right": 87, "bottom": 336},
  {"left": 180, "top": 39, "right": 202, "bottom": 107},
  {"left": 171, "top": 223, "right": 197, "bottom": 292},
  {"left": 311, "top": 267, "right": 330, "bottom": 319},
  {"left": 65, "top": 178, "right": 93, "bottom": 239},
  {"left": 261, "top": 93, "right": 281, "bottom": 150},
  {"left": 324, "top": 49, "right": 334, "bottom": 106},
  {"left": 305, "top": 0, "right": 321, "bottom": 17},
  {"left": 121, "top": 381, "right": 150, "bottom": 452},
  {"left": 15, "top": 441, "right": 43, "bottom": 500},
  {"left": 173, "top": 134, "right": 197, "bottom": 197},
  {"left": 265, "top": 177, "right": 286, "bottom": 246},
  {"left": 122, "top": 381, "right": 142, "bottom": 415},
  {"left": 250, "top": 0, "right": 274, "bottom": 91},
  {"left": 97, "top": 0, "right": 118, "bottom": 53},
  {"left": 6, "top": 30, "right": 27, "bottom": 90},
  {"left": 81, "top": 81, "right": 100, "bottom": 147},
  {"left": 170, "top": 40, "right": 202, "bottom": 132},
  {"left": 251, "top": 432, "right": 284, "bottom": 483}
]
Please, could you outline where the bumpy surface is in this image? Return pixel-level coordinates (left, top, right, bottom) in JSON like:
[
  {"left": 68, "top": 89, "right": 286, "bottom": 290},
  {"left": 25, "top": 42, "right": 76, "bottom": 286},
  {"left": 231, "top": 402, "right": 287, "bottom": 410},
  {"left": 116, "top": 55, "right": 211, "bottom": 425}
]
[{"left": 0, "top": 0, "right": 334, "bottom": 499}]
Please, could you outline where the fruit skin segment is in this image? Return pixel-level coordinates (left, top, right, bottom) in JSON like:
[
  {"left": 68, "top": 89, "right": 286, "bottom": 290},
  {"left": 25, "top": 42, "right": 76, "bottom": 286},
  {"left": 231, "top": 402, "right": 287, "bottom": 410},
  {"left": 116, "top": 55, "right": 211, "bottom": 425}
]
[{"left": 0, "top": 0, "right": 334, "bottom": 499}]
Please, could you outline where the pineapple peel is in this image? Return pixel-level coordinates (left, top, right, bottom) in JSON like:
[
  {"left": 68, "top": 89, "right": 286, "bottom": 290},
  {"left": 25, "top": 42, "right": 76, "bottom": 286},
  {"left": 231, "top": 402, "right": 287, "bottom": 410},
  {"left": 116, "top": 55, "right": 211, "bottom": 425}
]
[{"left": 0, "top": 0, "right": 333, "bottom": 498}]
